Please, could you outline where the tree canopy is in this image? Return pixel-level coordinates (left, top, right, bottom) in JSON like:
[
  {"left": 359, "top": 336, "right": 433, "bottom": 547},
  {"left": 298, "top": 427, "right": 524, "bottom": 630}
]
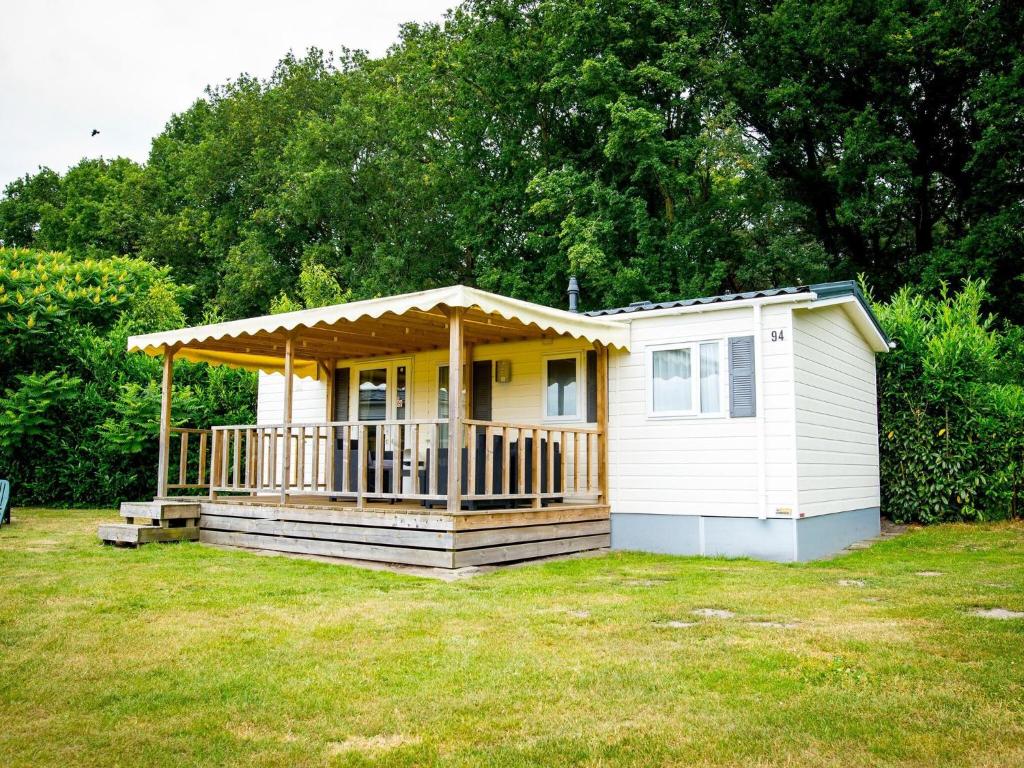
[{"left": 2, "top": 0, "right": 1021, "bottom": 320}]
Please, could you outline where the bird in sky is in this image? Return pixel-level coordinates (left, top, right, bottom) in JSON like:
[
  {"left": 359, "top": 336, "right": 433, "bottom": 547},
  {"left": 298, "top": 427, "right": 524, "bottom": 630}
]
[{"left": 90, "top": 129, "right": 100, "bottom": 137}]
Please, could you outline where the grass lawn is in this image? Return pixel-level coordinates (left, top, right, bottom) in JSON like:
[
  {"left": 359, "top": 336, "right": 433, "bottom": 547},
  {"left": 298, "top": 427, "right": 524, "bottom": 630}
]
[{"left": 1, "top": 509, "right": 1023, "bottom": 767}]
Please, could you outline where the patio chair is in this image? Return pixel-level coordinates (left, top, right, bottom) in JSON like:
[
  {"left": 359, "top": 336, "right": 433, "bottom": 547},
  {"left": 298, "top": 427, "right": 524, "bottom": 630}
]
[
  {"left": 420, "top": 434, "right": 562, "bottom": 510},
  {"left": 331, "top": 437, "right": 397, "bottom": 501},
  {"left": 0, "top": 478, "right": 10, "bottom": 526}
]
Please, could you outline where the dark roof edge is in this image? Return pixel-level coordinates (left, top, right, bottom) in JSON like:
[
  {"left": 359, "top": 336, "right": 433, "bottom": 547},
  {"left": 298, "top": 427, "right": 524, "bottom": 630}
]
[
  {"left": 807, "top": 280, "right": 891, "bottom": 347},
  {"left": 585, "top": 280, "right": 891, "bottom": 347}
]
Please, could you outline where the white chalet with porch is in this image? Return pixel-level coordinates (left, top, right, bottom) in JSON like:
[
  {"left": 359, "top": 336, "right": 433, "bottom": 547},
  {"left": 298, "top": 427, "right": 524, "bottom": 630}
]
[{"left": 109, "top": 281, "right": 889, "bottom": 567}]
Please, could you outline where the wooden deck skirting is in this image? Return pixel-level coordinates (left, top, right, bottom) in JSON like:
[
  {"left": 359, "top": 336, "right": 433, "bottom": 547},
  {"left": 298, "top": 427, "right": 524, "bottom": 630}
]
[{"left": 196, "top": 498, "right": 610, "bottom": 569}]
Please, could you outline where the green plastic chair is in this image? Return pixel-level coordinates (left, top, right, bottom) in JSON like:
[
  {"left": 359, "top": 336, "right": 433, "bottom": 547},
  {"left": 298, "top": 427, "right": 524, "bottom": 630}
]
[{"left": 0, "top": 479, "right": 10, "bottom": 525}]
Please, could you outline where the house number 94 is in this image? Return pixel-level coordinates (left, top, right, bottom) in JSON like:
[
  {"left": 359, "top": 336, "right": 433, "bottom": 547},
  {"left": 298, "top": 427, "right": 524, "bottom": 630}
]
[{"left": 770, "top": 329, "right": 785, "bottom": 342}]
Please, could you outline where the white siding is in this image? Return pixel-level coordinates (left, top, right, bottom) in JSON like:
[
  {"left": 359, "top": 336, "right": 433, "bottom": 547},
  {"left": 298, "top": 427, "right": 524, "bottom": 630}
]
[
  {"left": 256, "top": 373, "right": 329, "bottom": 487},
  {"left": 792, "top": 304, "right": 881, "bottom": 516},
  {"left": 257, "top": 372, "right": 327, "bottom": 424},
  {"left": 607, "top": 304, "right": 797, "bottom": 518}
]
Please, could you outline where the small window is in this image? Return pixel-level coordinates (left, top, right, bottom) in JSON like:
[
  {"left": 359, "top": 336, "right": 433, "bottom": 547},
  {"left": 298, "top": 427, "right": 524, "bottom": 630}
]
[
  {"left": 650, "top": 341, "right": 723, "bottom": 416},
  {"left": 699, "top": 342, "right": 720, "bottom": 413},
  {"left": 544, "top": 357, "right": 579, "bottom": 419},
  {"left": 653, "top": 348, "right": 692, "bottom": 412},
  {"left": 358, "top": 368, "right": 387, "bottom": 421}
]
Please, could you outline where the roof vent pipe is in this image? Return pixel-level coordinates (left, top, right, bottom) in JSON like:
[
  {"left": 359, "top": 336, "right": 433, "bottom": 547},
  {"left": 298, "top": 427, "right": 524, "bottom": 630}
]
[{"left": 567, "top": 276, "right": 580, "bottom": 313}]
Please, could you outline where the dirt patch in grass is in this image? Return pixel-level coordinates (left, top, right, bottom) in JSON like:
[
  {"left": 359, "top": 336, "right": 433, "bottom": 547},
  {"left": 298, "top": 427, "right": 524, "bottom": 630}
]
[
  {"left": 329, "top": 734, "right": 421, "bottom": 754},
  {"left": 970, "top": 607, "right": 1024, "bottom": 620},
  {"left": 837, "top": 579, "right": 866, "bottom": 587},
  {"left": 881, "top": 518, "right": 909, "bottom": 536},
  {"left": 692, "top": 608, "right": 735, "bottom": 619},
  {"left": 623, "top": 578, "right": 670, "bottom": 587}
]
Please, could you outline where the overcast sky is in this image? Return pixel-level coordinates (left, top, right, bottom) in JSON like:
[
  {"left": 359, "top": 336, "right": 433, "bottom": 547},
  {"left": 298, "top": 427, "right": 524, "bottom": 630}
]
[{"left": 0, "top": 0, "right": 454, "bottom": 186}]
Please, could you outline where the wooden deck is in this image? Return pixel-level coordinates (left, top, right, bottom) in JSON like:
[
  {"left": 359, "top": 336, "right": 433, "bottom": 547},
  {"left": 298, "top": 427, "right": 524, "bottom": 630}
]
[{"left": 196, "top": 496, "right": 610, "bottom": 568}]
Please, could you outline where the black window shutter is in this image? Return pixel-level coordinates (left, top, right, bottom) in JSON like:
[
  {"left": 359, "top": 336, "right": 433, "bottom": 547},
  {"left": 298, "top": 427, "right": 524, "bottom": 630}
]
[
  {"left": 472, "top": 360, "right": 493, "bottom": 421},
  {"left": 586, "top": 350, "right": 597, "bottom": 423},
  {"left": 333, "top": 367, "right": 350, "bottom": 421},
  {"left": 728, "top": 336, "right": 756, "bottom": 417}
]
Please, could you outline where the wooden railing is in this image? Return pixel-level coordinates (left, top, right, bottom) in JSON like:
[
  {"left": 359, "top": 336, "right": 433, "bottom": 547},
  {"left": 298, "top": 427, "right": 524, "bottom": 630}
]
[
  {"left": 209, "top": 420, "right": 445, "bottom": 502},
  {"left": 460, "top": 419, "right": 600, "bottom": 502},
  {"left": 166, "top": 427, "right": 212, "bottom": 492},
  {"left": 206, "top": 419, "right": 602, "bottom": 507}
]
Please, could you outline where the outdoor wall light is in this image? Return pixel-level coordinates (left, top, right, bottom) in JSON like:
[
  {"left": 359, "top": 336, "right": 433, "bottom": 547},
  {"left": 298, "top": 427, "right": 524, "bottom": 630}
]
[{"left": 496, "top": 359, "right": 512, "bottom": 383}]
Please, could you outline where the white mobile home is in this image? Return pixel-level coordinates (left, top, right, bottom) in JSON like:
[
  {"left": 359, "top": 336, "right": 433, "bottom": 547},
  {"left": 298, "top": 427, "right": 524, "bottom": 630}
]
[
  {"left": 114, "top": 281, "right": 889, "bottom": 566},
  {"left": 591, "top": 282, "right": 889, "bottom": 561}
]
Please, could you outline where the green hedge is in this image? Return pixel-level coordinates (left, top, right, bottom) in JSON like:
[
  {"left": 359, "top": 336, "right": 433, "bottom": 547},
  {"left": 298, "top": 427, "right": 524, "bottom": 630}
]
[
  {"left": 872, "top": 279, "right": 1024, "bottom": 523},
  {"left": 0, "top": 247, "right": 255, "bottom": 505}
]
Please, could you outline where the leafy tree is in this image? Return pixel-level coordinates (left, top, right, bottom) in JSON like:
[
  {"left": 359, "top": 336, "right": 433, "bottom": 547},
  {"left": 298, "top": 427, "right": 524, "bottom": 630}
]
[
  {"left": 271, "top": 261, "right": 351, "bottom": 312},
  {"left": 720, "top": 0, "right": 1024, "bottom": 316},
  {"left": 269, "top": 291, "right": 303, "bottom": 314},
  {"left": 0, "top": 159, "right": 148, "bottom": 258},
  {"left": 143, "top": 50, "right": 348, "bottom": 317},
  {"left": 0, "top": 167, "right": 63, "bottom": 248}
]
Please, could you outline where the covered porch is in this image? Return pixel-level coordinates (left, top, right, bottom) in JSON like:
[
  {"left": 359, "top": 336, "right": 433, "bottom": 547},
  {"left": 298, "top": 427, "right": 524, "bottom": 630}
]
[{"left": 123, "top": 285, "right": 629, "bottom": 567}]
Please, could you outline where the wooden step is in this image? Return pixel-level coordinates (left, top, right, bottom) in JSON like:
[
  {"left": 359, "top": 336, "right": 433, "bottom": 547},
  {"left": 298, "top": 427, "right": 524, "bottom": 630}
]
[
  {"left": 120, "top": 500, "right": 200, "bottom": 525},
  {"left": 99, "top": 523, "right": 200, "bottom": 547}
]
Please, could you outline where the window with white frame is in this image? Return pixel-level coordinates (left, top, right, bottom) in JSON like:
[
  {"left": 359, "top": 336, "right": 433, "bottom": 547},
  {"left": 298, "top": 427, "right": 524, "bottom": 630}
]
[
  {"left": 650, "top": 341, "right": 723, "bottom": 416},
  {"left": 543, "top": 355, "right": 579, "bottom": 420}
]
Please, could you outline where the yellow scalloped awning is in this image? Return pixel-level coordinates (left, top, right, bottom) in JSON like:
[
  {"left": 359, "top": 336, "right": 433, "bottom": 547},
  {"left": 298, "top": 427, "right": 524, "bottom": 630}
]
[{"left": 127, "top": 284, "right": 631, "bottom": 378}]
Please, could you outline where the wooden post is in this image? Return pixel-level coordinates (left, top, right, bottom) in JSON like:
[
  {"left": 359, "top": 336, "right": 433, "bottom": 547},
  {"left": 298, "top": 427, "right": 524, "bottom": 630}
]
[
  {"left": 198, "top": 431, "right": 208, "bottom": 488},
  {"left": 446, "top": 307, "right": 464, "bottom": 513},
  {"left": 208, "top": 429, "right": 218, "bottom": 499},
  {"left": 531, "top": 427, "right": 542, "bottom": 509},
  {"left": 280, "top": 337, "right": 295, "bottom": 504},
  {"left": 357, "top": 424, "right": 368, "bottom": 507},
  {"left": 596, "top": 343, "right": 609, "bottom": 504},
  {"left": 156, "top": 346, "right": 175, "bottom": 498},
  {"left": 178, "top": 430, "right": 189, "bottom": 486},
  {"left": 324, "top": 360, "right": 335, "bottom": 493}
]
